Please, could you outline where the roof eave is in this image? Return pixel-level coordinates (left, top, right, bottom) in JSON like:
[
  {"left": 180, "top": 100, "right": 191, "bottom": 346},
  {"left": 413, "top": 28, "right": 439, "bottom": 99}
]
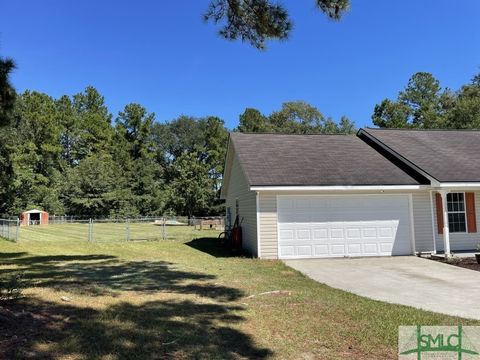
[{"left": 250, "top": 185, "right": 429, "bottom": 191}]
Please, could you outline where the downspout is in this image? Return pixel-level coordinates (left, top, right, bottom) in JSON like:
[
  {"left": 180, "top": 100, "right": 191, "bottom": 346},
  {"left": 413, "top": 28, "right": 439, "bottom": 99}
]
[
  {"left": 429, "top": 191, "right": 437, "bottom": 254},
  {"left": 256, "top": 191, "right": 261, "bottom": 259}
]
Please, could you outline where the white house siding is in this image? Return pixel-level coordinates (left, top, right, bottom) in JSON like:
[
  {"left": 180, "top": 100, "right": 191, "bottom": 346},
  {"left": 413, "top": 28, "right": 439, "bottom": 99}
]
[
  {"left": 433, "top": 191, "right": 480, "bottom": 252},
  {"left": 257, "top": 190, "right": 436, "bottom": 259},
  {"left": 224, "top": 150, "right": 257, "bottom": 256},
  {"left": 258, "top": 192, "right": 278, "bottom": 259},
  {"left": 412, "top": 192, "right": 435, "bottom": 252}
]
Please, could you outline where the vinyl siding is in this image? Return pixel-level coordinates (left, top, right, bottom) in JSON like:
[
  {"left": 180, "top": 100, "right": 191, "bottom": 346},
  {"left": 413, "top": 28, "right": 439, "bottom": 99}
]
[
  {"left": 258, "top": 190, "right": 436, "bottom": 259},
  {"left": 258, "top": 192, "right": 278, "bottom": 259},
  {"left": 412, "top": 192, "right": 435, "bottom": 252},
  {"left": 224, "top": 149, "right": 257, "bottom": 256},
  {"left": 433, "top": 191, "right": 480, "bottom": 252}
]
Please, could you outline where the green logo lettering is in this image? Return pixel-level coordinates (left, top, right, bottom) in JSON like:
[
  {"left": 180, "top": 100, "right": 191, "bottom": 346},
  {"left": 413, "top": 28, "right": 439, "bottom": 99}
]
[{"left": 400, "top": 325, "right": 479, "bottom": 359}]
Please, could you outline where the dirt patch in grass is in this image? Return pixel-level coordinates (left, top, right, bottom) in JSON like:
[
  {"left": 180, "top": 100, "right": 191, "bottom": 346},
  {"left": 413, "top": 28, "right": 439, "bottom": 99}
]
[{"left": 431, "top": 256, "right": 480, "bottom": 271}]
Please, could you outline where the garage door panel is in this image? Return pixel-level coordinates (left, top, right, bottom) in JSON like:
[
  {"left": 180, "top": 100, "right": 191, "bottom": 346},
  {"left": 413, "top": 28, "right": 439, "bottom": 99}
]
[
  {"left": 380, "top": 242, "right": 393, "bottom": 253},
  {"left": 277, "top": 195, "right": 412, "bottom": 259},
  {"left": 362, "top": 227, "right": 377, "bottom": 238},
  {"left": 330, "top": 244, "right": 346, "bottom": 255},
  {"left": 348, "top": 243, "right": 362, "bottom": 254},
  {"left": 346, "top": 228, "right": 361, "bottom": 239},
  {"left": 297, "top": 246, "right": 313, "bottom": 256},
  {"left": 330, "top": 228, "right": 345, "bottom": 239},
  {"left": 364, "top": 243, "right": 378, "bottom": 254},
  {"left": 278, "top": 229, "right": 295, "bottom": 240},
  {"left": 378, "top": 226, "right": 394, "bottom": 238},
  {"left": 314, "top": 245, "right": 329, "bottom": 256},
  {"left": 296, "top": 229, "right": 311, "bottom": 240},
  {"left": 279, "top": 246, "right": 295, "bottom": 257},
  {"left": 312, "top": 228, "right": 328, "bottom": 240}
]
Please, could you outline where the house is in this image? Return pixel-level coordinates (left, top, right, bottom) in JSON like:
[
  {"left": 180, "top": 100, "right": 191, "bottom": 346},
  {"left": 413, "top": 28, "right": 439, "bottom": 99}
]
[
  {"left": 220, "top": 129, "right": 480, "bottom": 259},
  {"left": 20, "top": 209, "right": 49, "bottom": 226}
]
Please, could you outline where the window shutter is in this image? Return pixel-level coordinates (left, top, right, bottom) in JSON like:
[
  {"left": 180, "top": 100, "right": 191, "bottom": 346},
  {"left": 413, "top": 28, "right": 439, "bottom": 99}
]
[
  {"left": 466, "top": 192, "right": 477, "bottom": 233},
  {"left": 435, "top": 193, "right": 444, "bottom": 234}
]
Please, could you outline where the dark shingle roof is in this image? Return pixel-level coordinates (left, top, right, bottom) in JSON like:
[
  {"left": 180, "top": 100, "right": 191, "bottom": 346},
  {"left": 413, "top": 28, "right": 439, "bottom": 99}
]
[
  {"left": 230, "top": 133, "right": 421, "bottom": 186},
  {"left": 362, "top": 128, "right": 480, "bottom": 182}
]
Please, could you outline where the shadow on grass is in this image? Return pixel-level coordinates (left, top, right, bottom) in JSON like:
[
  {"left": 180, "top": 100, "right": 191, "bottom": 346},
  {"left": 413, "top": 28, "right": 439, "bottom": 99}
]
[
  {"left": 4, "top": 296, "right": 272, "bottom": 359},
  {"left": 1, "top": 253, "right": 242, "bottom": 301},
  {"left": 0, "top": 251, "right": 28, "bottom": 259},
  {"left": 0, "top": 248, "right": 272, "bottom": 358},
  {"left": 186, "top": 237, "right": 248, "bottom": 258}
]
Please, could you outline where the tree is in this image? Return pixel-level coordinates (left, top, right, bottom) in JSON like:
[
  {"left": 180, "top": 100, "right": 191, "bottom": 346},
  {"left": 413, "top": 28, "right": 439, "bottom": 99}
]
[
  {"left": 398, "top": 72, "right": 445, "bottom": 128},
  {"left": 61, "top": 153, "right": 123, "bottom": 217},
  {"left": 116, "top": 103, "right": 156, "bottom": 160},
  {"left": 237, "top": 108, "right": 269, "bottom": 133},
  {"left": 165, "top": 152, "right": 214, "bottom": 218},
  {"left": 153, "top": 116, "right": 206, "bottom": 163},
  {"left": 338, "top": 115, "right": 356, "bottom": 134},
  {"left": 115, "top": 104, "right": 165, "bottom": 215},
  {"left": 205, "top": 0, "right": 350, "bottom": 49},
  {"left": 270, "top": 101, "right": 325, "bottom": 133},
  {"left": 56, "top": 95, "right": 79, "bottom": 167},
  {"left": 372, "top": 71, "right": 480, "bottom": 130},
  {"left": 202, "top": 117, "right": 228, "bottom": 214},
  {"left": 372, "top": 99, "right": 411, "bottom": 128},
  {"left": 0, "top": 57, "right": 17, "bottom": 212},
  {"left": 445, "top": 74, "right": 480, "bottom": 129},
  {"left": 5, "top": 91, "right": 64, "bottom": 214},
  {"left": 72, "top": 86, "right": 113, "bottom": 161},
  {"left": 0, "top": 57, "right": 16, "bottom": 126},
  {"left": 155, "top": 115, "right": 229, "bottom": 215},
  {"left": 237, "top": 101, "right": 356, "bottom": 134},
  {"left": 372, "top": 72, "right": 449, "bottom": 129}
]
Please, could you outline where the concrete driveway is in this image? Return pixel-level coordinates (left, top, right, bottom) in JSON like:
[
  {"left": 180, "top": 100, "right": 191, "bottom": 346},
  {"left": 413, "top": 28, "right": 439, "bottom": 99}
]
[{"left": 285, "top": 256, "right": 480, "bottom": 320}]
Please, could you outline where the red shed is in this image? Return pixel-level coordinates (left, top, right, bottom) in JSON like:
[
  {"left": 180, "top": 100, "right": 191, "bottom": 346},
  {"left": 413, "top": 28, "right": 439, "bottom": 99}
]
[{"left": 20, "top": 209, "right": 49, "bottom": 226}]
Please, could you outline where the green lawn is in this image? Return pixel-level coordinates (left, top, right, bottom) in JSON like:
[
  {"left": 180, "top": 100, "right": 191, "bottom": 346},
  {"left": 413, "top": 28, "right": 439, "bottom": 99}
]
[
  {"left": 18, "top": 222, "right": 193, "bottom": 242},
  {"left": 0, "top": 229, "right": 477, "bottom": 359}
]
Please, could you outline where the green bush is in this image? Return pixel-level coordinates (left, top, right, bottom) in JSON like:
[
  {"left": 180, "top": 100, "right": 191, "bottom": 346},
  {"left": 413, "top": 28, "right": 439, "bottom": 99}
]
[{"left": 0, "top": 273, "right": 25, "bottom": 302}]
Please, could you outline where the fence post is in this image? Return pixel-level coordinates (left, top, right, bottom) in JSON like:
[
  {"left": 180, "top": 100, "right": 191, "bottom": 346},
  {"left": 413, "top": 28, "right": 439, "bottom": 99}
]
[
  {"left": 15, "top": 218, "right": 20, "bottom": 242},
  {"left": 162, "top": 217, "right": 166, "bottom": 240},
  {"left": 125, "top": 219, "right": 130, "bottom": 241},
  {"left": 88, "top": 219, "right": 93, "bottom": 242}
]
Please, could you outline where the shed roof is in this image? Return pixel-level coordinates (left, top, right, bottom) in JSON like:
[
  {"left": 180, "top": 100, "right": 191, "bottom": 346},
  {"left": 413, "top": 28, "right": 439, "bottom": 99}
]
[
  {"left": 229, "top": 133, "right": 422, "bottom": 186},
  {"left": 361, "top": 128, "right": 480, "bottom": 182},
  {"left": 23, "top": 209, "right": 47, "bottom": 214}
]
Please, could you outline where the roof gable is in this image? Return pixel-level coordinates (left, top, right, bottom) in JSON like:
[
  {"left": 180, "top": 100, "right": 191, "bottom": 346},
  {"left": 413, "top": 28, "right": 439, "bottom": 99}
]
[{"left": 361, "top": 128, "right": 480, "bottom": 183}]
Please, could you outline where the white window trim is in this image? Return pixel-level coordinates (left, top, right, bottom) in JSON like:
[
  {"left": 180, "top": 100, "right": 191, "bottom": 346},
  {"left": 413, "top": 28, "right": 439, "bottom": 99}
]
[{"left": 446, "top": 192, "right": 468, "bottom": 234}]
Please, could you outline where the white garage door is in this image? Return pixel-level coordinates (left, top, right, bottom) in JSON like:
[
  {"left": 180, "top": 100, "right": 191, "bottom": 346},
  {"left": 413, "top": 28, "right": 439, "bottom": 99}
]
[{"left": 277, "top": 195, "right": 412, "bottom": 259}]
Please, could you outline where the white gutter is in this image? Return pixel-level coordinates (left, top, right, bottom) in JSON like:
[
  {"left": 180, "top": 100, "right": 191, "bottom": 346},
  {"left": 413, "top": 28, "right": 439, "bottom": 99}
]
[
  {"left": 250, "top": 185, "right": 429, "bottom": 191},
  {"left": 436, "top": 183, "right": 480, "bottom": 189}
]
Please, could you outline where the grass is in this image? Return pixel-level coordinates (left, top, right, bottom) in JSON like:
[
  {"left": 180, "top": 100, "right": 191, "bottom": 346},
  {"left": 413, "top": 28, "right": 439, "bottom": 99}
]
[
  {"left": 18, "top": 222, "right": 192, "bottom": 242},
  {"left": 0, "top": 227, "right": 478, "bottom": 359}
]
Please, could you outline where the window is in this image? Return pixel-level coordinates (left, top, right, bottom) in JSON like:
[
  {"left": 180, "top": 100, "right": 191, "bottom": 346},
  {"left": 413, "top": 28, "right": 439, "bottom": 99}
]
[{"left": 447, "top": 193, "right": 467, "bottom": 233}]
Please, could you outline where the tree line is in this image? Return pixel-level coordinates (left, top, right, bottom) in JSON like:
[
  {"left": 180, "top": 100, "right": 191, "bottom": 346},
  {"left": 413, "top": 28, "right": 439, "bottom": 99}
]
[
  {"left": 0, "top": 81, "right": 354, "bottom": 217},
  {"left": 0, "top": 60, "right": 479, "bottom": 217}
]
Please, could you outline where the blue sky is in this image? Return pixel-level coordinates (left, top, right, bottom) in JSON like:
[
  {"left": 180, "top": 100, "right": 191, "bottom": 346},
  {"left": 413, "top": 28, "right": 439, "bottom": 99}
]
[{"left": 1, "top": 0, "right": 479, "bottom": 129}]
